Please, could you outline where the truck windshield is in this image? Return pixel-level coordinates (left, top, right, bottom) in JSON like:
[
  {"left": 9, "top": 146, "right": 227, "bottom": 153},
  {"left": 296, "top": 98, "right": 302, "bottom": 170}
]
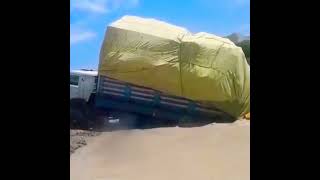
[{"left": 70, "top": 75, "right": 79, "bottom": 86}]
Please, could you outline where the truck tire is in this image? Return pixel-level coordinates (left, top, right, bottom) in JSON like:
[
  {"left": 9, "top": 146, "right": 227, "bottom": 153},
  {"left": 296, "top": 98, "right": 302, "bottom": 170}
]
[
  {"left": 70, "top": 107, "right": 88, "bottom": 129},
  {"left": 70, "top": 99, "right": 90, "bottom": 130}
]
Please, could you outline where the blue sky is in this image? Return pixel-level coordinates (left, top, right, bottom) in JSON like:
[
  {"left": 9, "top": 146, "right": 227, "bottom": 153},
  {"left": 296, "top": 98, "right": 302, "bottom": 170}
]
[{"left": 70, "top": 0, "right": 250, "bottom": 70}]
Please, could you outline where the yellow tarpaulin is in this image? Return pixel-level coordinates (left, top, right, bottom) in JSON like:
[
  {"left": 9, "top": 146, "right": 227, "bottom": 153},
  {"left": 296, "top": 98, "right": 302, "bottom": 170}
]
[{"left": 99, "top": 16, "right": 250, "bottom": 118}]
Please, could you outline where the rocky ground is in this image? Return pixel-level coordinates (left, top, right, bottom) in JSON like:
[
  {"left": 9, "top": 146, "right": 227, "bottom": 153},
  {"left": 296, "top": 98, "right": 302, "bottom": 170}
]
[{"left": 70, "top": 130, "right": 101, "bottom": 155}]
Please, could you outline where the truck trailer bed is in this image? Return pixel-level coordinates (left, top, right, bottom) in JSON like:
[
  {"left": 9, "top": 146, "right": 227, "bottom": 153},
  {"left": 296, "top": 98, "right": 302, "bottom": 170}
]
[{"left": 95, "top": 75, "right": 234, "bottom": 123}]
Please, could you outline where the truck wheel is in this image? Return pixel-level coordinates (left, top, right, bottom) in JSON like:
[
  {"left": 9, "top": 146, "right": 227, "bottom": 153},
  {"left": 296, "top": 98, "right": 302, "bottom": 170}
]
[
  {"left": 70, "top": 107, "right": 89, "bottom": 129},
  {"left": 70, "top": 99, "right": 90, "bottom": 130}
]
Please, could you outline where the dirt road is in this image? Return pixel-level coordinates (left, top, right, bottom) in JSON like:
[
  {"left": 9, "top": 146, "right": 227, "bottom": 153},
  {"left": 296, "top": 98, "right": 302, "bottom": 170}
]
[{"left": 70, "top": 120, "right": 250, "bottom": 180}]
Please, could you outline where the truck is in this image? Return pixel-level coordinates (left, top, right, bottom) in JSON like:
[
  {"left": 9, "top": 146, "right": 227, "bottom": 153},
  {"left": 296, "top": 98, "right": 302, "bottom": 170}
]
[
  {"left": 69, "top": 16, "right": 250, "bottom": 130},
  {"left": 70, "top": 69, "right": 234, "bottom": 130}
]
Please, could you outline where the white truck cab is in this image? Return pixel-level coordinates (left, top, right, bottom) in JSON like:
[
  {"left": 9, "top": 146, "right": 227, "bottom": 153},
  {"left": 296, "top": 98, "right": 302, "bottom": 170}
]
[{"left": 70, "top": 69, "right": 98, "bottom": 102}]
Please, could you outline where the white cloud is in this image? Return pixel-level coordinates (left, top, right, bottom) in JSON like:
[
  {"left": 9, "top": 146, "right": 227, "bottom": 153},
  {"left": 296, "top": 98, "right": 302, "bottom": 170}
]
[
  {"left": 70, "top": 24, "right": 97, "bottom": 45},
  {"left": 71, "top": 0, "right": 140, "bottom": 14},
  {"left": 71, "top": 0, "right": 108, "bottom": 14},
  {"left": 71, "top": 31, "right": 96, "bottom": 45}
]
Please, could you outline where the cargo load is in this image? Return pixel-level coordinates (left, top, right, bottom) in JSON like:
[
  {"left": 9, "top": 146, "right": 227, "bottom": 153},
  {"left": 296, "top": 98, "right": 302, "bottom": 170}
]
[{"left": 99, "top": 15, "right": 250, "bottom": 118}]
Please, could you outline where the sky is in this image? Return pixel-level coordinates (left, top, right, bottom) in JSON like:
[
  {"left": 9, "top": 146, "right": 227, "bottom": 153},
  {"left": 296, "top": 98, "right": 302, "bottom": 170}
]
[{"left": 70, "top": 0, "right": 250, "bottom": 70}]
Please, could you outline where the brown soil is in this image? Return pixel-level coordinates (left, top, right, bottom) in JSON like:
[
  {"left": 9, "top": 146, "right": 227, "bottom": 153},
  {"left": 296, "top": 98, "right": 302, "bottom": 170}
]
[{"left": 70, "top": 130, "right": 100, "bottom": 155}]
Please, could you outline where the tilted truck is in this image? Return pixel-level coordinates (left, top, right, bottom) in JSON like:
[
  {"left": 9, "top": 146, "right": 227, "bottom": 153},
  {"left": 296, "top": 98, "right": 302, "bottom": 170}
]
[{"left": 70, "top": 16, "right": 250, "bottom": 129}]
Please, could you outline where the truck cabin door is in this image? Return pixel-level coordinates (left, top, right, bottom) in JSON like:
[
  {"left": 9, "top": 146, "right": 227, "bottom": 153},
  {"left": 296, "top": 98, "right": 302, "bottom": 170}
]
[{"left": 78, "top": 75, "right": 92, "bottom": 101}]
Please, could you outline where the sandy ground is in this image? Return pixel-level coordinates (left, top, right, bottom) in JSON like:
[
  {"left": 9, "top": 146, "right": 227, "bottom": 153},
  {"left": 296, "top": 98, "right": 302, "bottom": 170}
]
[{"left": 70, "top": 120, "right": 250, "bottom": 180}]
